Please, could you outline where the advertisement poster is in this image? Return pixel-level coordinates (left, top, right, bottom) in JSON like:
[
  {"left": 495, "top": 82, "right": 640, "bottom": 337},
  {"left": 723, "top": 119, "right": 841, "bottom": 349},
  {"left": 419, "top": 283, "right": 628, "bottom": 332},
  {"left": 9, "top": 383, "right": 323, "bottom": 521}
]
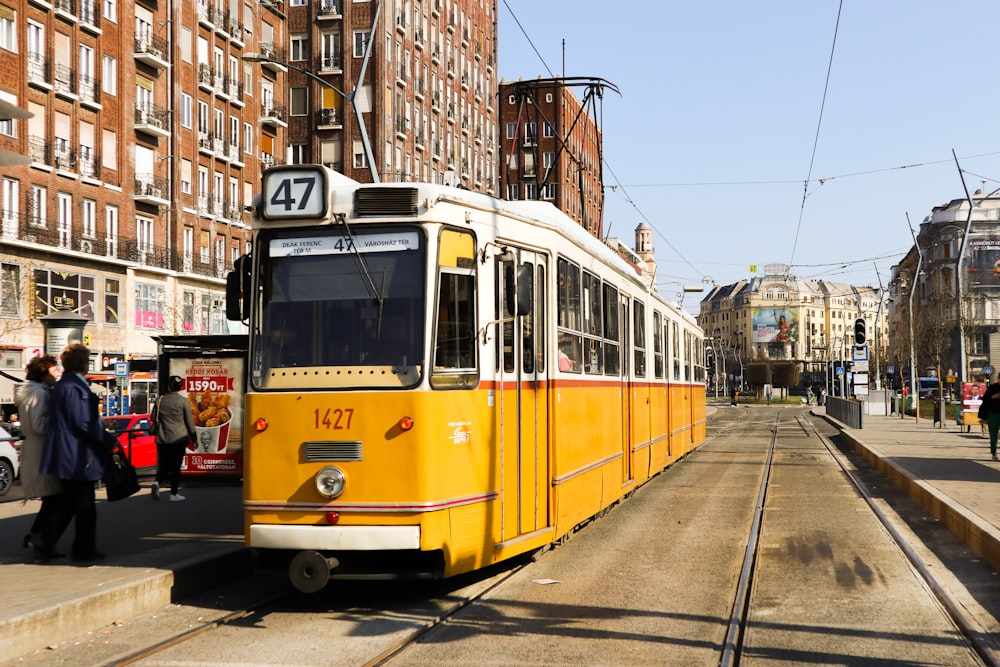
[
  {"left": 752, "top": 308, "right": 798, "bottom": 343},
  {"left": 167, "top": 356, "right": 244, "bottom": 476},
  {"left": 965, "top": 235, "right": 1000, "bottom": 289},
  {"left": 963, "top": 382, "right": 986, "bottom": 425}
]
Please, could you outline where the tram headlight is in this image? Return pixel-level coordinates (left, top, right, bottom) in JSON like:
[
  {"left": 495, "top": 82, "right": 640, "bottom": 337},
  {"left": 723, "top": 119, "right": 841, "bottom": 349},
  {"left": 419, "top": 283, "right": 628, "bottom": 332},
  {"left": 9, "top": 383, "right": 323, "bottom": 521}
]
[{"left": 315, "top": 466, "right": 346, "bottom": 499}]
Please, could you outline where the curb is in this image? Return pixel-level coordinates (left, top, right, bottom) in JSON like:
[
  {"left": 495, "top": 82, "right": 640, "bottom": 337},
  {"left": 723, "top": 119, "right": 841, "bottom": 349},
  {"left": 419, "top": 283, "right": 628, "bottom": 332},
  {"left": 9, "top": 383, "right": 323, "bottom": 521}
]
[
  {"left": 0, "top": 544, "right": 251, "bottom": 660},
  {"left": 823, "top": 413, "right": 1000, "bottom": 574}
]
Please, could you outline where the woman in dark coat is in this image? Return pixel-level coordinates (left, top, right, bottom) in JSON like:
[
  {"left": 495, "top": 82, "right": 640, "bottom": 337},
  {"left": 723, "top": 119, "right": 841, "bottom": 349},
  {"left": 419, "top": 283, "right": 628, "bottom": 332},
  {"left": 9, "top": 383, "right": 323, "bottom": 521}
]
[
  {"left": 39, "top": 344, "right": 118, "bottom": 562},
  {"left": 982, "top": 380, "right": 1000, "bottom": 461}
]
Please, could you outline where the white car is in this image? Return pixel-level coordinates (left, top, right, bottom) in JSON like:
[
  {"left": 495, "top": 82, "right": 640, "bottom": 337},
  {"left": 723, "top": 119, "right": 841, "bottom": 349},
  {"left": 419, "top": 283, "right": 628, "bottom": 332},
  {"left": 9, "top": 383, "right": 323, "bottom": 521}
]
[{"left": 0, "top": 425, "right": 20, "bottom": 497}]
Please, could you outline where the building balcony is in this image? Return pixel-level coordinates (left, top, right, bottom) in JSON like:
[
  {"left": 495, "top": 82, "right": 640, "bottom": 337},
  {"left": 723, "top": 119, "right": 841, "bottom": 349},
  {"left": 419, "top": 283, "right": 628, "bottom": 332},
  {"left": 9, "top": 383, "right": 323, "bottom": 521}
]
[
  {"left": 134, "top": 34, "right": 169, "bottom": 69},
  {"left": 134, "top": 175, "right": 169, "bottom": 205},
  {"left": 134, "top": 104, "right": 170, "bottom": 137},
  {"left": 261, "top": 102, "right": 288, "bottom": 128},
  {"left": 317, "top": 0, "right": 341, "bottom": 18},
  {"left": 258, "top": 44, "right": 288, "bottom": 72},
  {"left": 316, "top": 107, "right": 339, "bottom": 129}
]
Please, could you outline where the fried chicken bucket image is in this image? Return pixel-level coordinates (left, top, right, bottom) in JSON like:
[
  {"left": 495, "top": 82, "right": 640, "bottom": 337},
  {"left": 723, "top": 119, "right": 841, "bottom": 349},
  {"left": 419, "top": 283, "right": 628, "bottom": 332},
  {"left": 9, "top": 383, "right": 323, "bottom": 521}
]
[{"left": 188, "top": 389, "right": 233, "bottom": 454}]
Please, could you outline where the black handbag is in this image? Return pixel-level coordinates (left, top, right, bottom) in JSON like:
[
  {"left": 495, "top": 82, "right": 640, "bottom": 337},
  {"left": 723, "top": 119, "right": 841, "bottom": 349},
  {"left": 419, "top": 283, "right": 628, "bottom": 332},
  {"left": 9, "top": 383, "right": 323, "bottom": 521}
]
[{"left": 103, "top": 444, "right": 141, "bottom": 501}]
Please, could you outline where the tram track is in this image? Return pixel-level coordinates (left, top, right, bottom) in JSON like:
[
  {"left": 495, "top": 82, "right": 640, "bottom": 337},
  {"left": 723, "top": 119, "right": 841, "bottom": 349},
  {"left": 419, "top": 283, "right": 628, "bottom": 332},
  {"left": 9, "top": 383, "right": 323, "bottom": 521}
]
[
  {"left": 803, "top": 415, "right": 998, "bottom": 667},
  {"left": 718, "top": 408, "right": 993, "bottom": 667}
]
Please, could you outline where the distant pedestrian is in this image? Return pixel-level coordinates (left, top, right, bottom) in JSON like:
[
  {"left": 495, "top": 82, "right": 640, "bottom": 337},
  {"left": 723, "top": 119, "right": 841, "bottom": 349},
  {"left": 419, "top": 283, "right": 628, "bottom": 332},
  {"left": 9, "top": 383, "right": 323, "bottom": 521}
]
[
  {"left": 765, "top": 385, "right": 772, "bottom": 406},
  {"left": 730, "top": 385, "right": 738, "bottom": 406},
  {"left": 13, "top": 355, "right": 65, "bottom": 562},
  {"left": 981, "top": 380, "right": 1000, "bottom": 461},
  {"left": 150, "top": 376, "right": 196, "bottom": 502},
  {"left": 819, "top": 388, "right": 827, "bottom": 406},
  {"left": 40, "top": 344, "right": 119, "bottom": 563}
]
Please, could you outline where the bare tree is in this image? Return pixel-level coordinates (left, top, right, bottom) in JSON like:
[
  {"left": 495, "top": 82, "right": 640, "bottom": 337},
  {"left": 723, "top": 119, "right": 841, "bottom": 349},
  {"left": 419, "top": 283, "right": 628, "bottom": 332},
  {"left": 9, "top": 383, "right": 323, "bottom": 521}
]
[{"left": 913, "top": 291, "right": 955, "bottom": 426}]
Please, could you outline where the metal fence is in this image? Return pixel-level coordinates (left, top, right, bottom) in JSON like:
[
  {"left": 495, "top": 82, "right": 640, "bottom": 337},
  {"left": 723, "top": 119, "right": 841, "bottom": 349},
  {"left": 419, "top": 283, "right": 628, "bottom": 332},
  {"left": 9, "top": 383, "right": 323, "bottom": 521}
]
[{"left": 826, "top": 395, "right": 863, "bottom": 429}]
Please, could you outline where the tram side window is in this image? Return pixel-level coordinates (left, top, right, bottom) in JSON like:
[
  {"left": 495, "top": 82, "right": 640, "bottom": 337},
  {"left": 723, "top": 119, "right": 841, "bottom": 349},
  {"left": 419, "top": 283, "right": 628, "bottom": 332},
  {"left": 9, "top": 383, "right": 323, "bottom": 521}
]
[
  {"left": 534, "top": 264, "right": 545, "bottom": 373},
  {"left": 653, "top": 311, "right": 664, "bottom": 379},
  {"left": 684, "top": 331, "right": 692, "bottom": 380},
  {"left": 557, "top": 258, "right": 581, "bottom": 331},
  {"left": 672, "top": 321, "right": 681, "bottom": 380},
  {"left": 558, "top": 331, "right": 582, "bottom": 373},
  {"left": 602, "top": 283, "right": 620, "bottom": 376},
  {"left": 582, "top": 271, "right": 602, "bottom": 374},
  {"left": 556, "top": 258, "right": 582, "bottom": 372},
  {"left": 432, "top": 229, "right": 477, "bottom": 388},
  {"left": 633, "top": 300, "right": 646, "bottom": 377},
  {"left": 520, "top": 262, "right": 535, "bottom": 374}
]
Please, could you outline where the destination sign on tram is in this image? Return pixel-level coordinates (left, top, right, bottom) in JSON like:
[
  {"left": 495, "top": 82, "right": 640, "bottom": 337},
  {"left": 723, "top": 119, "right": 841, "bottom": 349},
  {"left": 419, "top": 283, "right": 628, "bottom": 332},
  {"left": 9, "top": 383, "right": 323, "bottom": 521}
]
[
  {"left": 261, "top": 166, "right": 330, "bottom": 219},
  {"left": 270, "top": 231, "right": 419, "bottom": 257}
]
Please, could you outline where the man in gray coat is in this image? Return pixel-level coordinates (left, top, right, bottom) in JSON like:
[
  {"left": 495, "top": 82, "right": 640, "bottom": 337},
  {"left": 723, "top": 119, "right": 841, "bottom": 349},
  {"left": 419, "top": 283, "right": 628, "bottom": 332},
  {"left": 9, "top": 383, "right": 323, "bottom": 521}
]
[{"left": 151, "top": 375, "right": 196, "bottom": 502}]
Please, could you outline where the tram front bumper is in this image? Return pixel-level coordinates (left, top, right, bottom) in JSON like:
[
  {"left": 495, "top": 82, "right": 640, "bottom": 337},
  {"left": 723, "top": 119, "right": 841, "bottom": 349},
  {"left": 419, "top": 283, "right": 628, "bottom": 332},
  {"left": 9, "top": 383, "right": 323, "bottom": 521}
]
[{"left": 249, "top": 524, "right": 421, "bottom": 551}]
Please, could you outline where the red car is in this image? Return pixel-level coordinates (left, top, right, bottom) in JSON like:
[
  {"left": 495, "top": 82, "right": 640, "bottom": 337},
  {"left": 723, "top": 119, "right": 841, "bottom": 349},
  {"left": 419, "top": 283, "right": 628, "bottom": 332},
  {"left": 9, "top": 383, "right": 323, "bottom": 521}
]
[{"left": 102, "top": 414, "right": 157, "bottom": 471}]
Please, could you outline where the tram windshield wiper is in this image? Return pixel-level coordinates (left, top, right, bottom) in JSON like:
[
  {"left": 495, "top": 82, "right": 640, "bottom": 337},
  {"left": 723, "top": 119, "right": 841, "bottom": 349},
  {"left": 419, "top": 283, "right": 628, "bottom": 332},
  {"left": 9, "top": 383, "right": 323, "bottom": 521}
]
[{"left": 338, "top": 215, "right": 387, "bottom": 335}]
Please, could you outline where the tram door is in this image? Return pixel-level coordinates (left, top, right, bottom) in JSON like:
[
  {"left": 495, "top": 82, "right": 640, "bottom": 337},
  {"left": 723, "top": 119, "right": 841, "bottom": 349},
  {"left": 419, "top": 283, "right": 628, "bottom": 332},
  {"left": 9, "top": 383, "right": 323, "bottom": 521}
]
[
  {"left": 497, "top": 250, "right": 550, "bottom": 542},
  {"left": 620, "top": 297, "right": 633, "bottom": 485}
]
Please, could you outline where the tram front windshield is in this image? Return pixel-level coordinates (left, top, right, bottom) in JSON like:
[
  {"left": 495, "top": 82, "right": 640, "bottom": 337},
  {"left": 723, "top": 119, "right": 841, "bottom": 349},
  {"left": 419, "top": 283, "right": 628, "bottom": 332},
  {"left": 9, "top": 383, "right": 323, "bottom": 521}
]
[{"left": 253, "top": 227, "right": 426, "bottom": 389}]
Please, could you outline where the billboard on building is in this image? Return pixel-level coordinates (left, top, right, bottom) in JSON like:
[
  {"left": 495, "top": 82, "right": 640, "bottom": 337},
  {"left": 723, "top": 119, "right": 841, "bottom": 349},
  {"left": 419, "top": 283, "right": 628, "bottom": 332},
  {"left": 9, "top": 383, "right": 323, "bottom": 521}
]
[
  {"left": 964, "top": 235, "right": 1000, "bottom": 289},
  {"left": 752, "top": 308, "right": 798, "bottom": 343}
]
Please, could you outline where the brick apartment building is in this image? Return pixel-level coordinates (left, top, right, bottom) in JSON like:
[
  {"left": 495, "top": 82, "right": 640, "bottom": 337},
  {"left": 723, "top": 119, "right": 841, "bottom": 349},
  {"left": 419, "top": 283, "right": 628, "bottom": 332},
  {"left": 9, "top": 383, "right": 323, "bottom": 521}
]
[
  {"left": 498, "top": 78, "right": 604, "bottom": 238},
  {"left": 0, "top": 0, "right": 500, "bottom": 409}
]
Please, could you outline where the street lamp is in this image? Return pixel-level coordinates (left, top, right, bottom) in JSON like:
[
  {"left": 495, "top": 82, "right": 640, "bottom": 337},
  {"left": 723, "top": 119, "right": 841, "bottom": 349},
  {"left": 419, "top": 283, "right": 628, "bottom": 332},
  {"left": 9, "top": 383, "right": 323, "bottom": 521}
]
[
  {"left": 243, "top": 7, "right": 381, "bottom": 184},
  {"left": 907, "top": 217, "right": 925, "bottom": 423}
]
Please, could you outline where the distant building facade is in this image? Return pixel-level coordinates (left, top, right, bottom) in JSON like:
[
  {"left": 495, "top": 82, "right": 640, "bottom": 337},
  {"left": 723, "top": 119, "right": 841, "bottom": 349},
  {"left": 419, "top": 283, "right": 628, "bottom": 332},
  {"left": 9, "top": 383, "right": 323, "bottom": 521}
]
[
  {"left": 697, "top": 264, "right": 888, "bottom": 389},
  {"left": 888, "top": 192, "right": 1000, "bottom": 385}
]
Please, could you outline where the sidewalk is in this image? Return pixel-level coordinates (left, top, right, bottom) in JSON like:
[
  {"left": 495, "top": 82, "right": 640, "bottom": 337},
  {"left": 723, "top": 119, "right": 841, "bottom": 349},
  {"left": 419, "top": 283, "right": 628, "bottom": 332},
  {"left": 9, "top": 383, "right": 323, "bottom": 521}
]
[
  {"left": 824, "top": 410, "right": 1000, "bottom": 573},
  {"left": 0, "top": 479, "right": 248, "bottom": 661}
]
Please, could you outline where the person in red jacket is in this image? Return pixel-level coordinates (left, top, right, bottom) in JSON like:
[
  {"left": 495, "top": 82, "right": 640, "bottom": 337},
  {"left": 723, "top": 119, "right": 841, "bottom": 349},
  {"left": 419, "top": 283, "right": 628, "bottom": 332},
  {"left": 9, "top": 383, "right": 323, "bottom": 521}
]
[{"left": 39, "top": 344, "right": 118, "bottom": 563}]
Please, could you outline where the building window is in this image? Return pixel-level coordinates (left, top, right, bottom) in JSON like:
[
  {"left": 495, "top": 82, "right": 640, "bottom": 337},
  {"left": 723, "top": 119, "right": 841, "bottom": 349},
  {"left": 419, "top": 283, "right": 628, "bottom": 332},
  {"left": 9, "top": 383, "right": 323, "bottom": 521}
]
[
  {"left": 541, "top": 183, "right": 555, "bottom": 200},
  {"left": 543, "top": 121, "right": 554, "bottom": 138},
  {"left": 182, "top": 290, "right": 195, "bottom": 332},
  {"left": 525, "top": 183, "right": 538, "bottom": 200},
  {"left": 352, "top": 140, "right": 368, "bottom": 169},
  {"left": 134, "top": 282, "right": 165, "bottom": 329},
  {"left": 181, "top": 93, "right": 192, "bottom": 128},
  {"left": 34, "top": 268, "right": 96, "bottom": 320},
  {"left": 137, "top": 216, "right": 153, "bottom": 252},
  {"left": 104, "top": 277, "right": 119, "bottom": 326},
  {"left": 354, "top": 30, "right": 371, "bottom": 57},
  {"left": 0, "top": 262, "right": 19, "bottom": 317},
  {"left": 290, "top": 34, "right": 307, "bottom": 61},
  {"left": 82, "top": 199, "right": 96, "bottom": 237},
  {"left": 105, "top": 204, "right": 118, "bottom": 257},
  {"left": 290, "top": 87, "right": 308, "bottom": 116},
  {"left": 506, "top": 183, "right": 519, "bottom": 200},
  {"left": 0, "top": 94, "right": 14, "bottom": 137},
  {"left": 0, "top": 9, "right": 17, "bottom": 52}
]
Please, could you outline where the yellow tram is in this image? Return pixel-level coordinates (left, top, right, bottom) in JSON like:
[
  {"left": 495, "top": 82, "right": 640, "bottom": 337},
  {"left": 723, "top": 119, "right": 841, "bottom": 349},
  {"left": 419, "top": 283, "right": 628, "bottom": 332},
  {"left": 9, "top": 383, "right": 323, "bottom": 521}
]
[{"left": 226, "top": 164, "right": 707, "bottom": 592}]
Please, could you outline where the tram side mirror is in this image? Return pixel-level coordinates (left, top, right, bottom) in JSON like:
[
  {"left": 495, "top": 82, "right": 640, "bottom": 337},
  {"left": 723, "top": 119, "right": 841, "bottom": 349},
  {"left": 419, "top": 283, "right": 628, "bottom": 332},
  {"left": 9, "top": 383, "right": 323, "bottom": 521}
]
[
  {"left": 226, "top": 255, "right": 251, "bottom": 321},
  {"left": 503, "top": 263, "right": 533, "bottom": 317}
]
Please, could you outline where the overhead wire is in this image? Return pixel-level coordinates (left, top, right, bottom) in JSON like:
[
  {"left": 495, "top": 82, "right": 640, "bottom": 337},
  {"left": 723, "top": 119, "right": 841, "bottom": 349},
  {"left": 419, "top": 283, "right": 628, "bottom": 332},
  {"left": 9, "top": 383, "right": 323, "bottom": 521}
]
[{"left": 788, "top": 0, "right": 844, "bottom": 269}]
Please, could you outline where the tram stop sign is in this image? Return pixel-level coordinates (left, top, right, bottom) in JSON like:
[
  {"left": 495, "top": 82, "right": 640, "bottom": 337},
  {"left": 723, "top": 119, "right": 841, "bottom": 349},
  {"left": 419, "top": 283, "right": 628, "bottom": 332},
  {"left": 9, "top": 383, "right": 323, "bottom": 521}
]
[{"left": 986, "top": 365, "right": 994, "bottom": 378}]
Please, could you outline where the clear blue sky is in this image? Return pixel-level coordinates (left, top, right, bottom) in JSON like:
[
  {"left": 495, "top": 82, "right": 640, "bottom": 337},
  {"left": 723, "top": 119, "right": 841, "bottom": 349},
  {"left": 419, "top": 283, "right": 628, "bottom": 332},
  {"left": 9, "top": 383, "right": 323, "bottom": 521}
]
[{"left": 497, "top": 1, "right": 1000, "bottom": 310}]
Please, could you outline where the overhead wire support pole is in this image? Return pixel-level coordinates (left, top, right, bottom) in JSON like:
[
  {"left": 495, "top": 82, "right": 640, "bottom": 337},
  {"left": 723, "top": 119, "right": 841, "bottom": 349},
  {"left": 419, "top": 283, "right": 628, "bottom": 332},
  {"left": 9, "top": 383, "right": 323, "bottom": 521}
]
[
  {"left": 908, "top": 213, "right": 923, "bottom": 423},
  {"left": 241, "top": 2, "right": 381, "bottom": 184},
  {"left": 952, "top": 149, "right": 974, "bottom": 400}
]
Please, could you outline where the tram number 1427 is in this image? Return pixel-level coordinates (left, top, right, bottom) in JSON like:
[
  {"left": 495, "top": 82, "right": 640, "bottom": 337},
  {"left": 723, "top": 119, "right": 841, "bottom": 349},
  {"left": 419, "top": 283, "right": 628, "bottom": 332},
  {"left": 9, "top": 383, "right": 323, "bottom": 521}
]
[{"left": 314, "top": 408, "right": 354, "bottom": 430}]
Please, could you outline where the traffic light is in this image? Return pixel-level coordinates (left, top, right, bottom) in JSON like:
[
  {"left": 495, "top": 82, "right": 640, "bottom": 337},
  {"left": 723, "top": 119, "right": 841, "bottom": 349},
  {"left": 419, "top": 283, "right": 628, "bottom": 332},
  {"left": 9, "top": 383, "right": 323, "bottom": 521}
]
[{"left": 853, "top": 317, "right": 867, "bottom": 345}]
